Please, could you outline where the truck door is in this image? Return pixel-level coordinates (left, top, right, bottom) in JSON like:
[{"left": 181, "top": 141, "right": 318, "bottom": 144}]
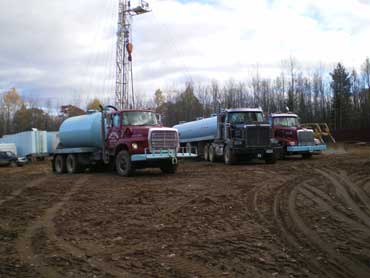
[
  {"left": 217, "top": 113, "right": 226, "bottom": 140},
  {"left": 224, "top": 113, "right": 231, "bottom": 140},
  {"left": 106, "top": 113, "right": 121, "bottom": 148}
]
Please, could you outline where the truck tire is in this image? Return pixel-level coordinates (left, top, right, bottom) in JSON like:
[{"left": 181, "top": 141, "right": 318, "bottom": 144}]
[
  {"left": 209, "top": 145, "right": 216, "bottom": 163},
  {"left": 204, "top": 144, "right": 209, "bottom": 161},
  {"left": 302, "top": 153, "right": 312, "bottom": 159},
  {"left": 160, "top": 161, "right": 178, "bottom": 174},
  {"left": 265, "top": 154, "right": 277, "bottom": 164},
  {"left": 115, "top": 150, "right": 135, "bottom": 177},
  {"left": 54, "top": 155, "right": 66, "bottom": 174},
  {"left": 224, "top": 145, "right": 237, "bottom": 165},
  {"left": 66, "top": 154, "right": 83, "bottom": 174}
]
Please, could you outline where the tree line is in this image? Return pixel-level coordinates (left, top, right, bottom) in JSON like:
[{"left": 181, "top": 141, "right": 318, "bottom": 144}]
[
  {"left": 155, "top": 58, "right": 370, "bottom": 129},
  {"left": 1, "top": 58, "right": 369, "bottom": 136},
  {"left": 0, "top": 89, "right": 102, "bottom": 137}
]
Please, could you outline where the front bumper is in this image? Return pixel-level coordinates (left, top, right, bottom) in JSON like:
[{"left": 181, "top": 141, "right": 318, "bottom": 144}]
[
  {"left": 287, "top": 144, "right": 326, "bottom": 153},
  {"left": 231, "top": 146, "right": 280, "bottom": 158},
  {"left": 131, "top": 149, "right": 197, "bottom": 162}
]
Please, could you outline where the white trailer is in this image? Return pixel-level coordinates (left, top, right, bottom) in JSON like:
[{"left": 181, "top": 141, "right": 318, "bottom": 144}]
[
  {"left": 47, "top": 132, "right": 60, "bottom": 154},
  {"left": 0, "top": 130, "right": 48, "bottom": 158}
]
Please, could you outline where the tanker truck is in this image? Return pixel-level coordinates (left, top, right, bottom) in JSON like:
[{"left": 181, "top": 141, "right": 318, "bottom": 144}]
[
  {"left": 52, "top": 106, "right": 195, "bottom": 176},
  {"left": 173, "top": 108, "right": 280, "bottom": 164}
]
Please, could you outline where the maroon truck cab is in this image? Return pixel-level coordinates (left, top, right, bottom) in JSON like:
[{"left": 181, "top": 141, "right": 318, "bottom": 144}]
[
  {"left": 269, "top": 113, "right": 326, "bottom": 159},
  {"left": 103, "top": 109, "right": 180, "bottom": 175}
]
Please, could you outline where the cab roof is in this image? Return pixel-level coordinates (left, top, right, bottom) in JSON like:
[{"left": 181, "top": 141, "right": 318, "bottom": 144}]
[
  {"left": 225, "top": 108, "right": 263, "bottom": 113},
  {"left": 113, "top": 109, "right": 155, "bottom": 114},
  {"left": 271, "top": 113, "right": 298, "bottom": 118}
]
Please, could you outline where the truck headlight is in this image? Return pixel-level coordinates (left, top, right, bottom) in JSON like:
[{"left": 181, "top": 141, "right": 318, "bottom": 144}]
[
  {"left": 132, "top": 143, "right": 138, "bottom": 150},
  {"left": 288, "top": 141, "right": 296, "bottom": 146},
  {"left": 314, "top": 138, "right": 321, "bottom": 145}
]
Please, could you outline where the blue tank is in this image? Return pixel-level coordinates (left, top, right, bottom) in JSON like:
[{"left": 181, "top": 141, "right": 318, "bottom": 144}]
[
  {"left": 59, "top": 112, "right": 103, "bottom": 148},
  {"left": 173, "top": 116, "right": 218, "bottom": 143}
]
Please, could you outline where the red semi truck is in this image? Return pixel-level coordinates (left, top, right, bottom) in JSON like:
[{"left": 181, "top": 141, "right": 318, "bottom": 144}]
[
  {"left": 269, "top": 113, "right": 326, "bottom": 159},
  {"left": 52, "top": 106, "right": 195, "bottom": 176}
]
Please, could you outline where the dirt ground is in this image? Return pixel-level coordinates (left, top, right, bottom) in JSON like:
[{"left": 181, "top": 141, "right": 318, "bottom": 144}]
[{"left": 1, "top": 145, "right": 370, "bottom": 278}]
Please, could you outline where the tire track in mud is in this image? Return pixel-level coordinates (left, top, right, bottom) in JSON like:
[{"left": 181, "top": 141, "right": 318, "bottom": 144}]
[
  {"left": 245, "top": 172, "right": 323, "bottom": 277},
  {"left": 15, "top": 176, "right": 89, "bottom": 278},
  {"left": 16, "top": 176, "right": 132, "bottom": 278},
  {"left": 0, "top": 176, "right": 49, "bottom": 206},
  {"left": 272, "top": 185, "right": 331, "bottom": 278},
  {"left": 249, "top": 162, "right": 370, "bottom": 278},
  {"left": 316, "top": 168, "right": 370, "bottom": 228},
  {"left": 161, "top": 254, "right": 221, "bottom": 278},
  {"left": 337, "top": 170, "right": 370, "bottom": 213},
  {"left": 300, "top": 185, "right": 370, "bottom": 234},
  {"left": 287, "top": 187, "right": 370, "bottom": 278}
]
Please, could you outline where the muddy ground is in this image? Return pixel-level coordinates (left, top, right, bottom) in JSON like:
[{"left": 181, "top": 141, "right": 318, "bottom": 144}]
[{"left": 1, "top": 145, "right": 370, "bottom": 278}]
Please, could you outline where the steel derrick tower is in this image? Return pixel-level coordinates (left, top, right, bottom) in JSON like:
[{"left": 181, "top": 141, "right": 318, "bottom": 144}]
[{"left": 115, "top": 0, "right": 150, "bottom": 109}]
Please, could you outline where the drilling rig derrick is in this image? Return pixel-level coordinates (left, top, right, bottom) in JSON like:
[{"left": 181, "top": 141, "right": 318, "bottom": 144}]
[{"left": 115, "top": 0, "right": 151, "bottom": 110}]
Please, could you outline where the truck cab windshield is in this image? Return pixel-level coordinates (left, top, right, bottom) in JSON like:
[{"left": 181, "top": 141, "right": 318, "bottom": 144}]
[
  {"left": 273, "top": 117, "right": 299, "bottom": 127},
  {"left": 122, "top": 111, "right": 159, "bottom": 126},
  {"left": 228, "top": 112, "right": 264, "bottom": 124}
]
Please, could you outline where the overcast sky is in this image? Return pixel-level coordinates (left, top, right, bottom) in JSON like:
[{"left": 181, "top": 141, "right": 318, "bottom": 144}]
[{"left": 0, "top": 0, "right": 369, "bottom": 107}]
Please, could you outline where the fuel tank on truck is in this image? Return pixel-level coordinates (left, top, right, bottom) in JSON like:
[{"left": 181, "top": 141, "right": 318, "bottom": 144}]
[
  {"left": 173, "top": 116, "right": 217, "bottom": 143},
  {"left": 59, "top": 112, "right": 103, "bottom": 148}
]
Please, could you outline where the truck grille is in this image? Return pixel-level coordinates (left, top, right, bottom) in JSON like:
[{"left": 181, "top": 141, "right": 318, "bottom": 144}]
[
  {"left": 246, "top": 126, "right": 270, "bottom": 146},
  {"left": 298, "top": 130, "right": 315, "bottom": 145},
  {"left": 150, "top": 130, "right": 178, "bottom": 152}
]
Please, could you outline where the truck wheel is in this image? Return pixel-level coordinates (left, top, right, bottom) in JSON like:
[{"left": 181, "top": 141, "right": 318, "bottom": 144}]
[
  {"left": 115, "top": 150, "right": 135, "bottom": 177},
  {"left": 209, "top": 145, "right": 216, "bottom": 163},
  {"left": 160, "top": 161, "right": 178, "bottom": 174},
  {"left": 66, "top": 154, "right": 82, "bottom": 174},
  {"left": 302, "top": 153, "right": 312, "bottom": 159},
  {"left": 224, "top": 145, "right": 237, "bottom": 165},
  {"left": 54, "top": 155, "right": 66, "bottom": 174},
  {"left": 265, "top": 154, "right": 277, "bottom": 164},
  {"left": 204, "top": 144, "right": 209, "bottom": 161}
]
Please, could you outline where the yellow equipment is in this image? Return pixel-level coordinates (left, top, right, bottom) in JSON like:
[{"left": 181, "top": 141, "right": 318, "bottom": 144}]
[{"left": 301, "top": 123, "right": 336, "bottom": 144}]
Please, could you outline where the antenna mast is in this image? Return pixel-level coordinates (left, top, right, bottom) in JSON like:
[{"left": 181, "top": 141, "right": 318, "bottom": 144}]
[{"left": 115, "top": 0, "right": 151, "bottom": 110}]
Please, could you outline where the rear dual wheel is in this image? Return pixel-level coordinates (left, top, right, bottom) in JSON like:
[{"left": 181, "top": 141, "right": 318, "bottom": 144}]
[
  {"left": 208, "top": 145, "right": 217, "bottom": 163},
  {"left": 204, "top": 144, "right": 209, "bottom": 161},
  {"left": 54, "top": 155, "right": 66, "bottom": 174},
  {"left": 66, "top": 154, "right": 83, "bottom": 174}
]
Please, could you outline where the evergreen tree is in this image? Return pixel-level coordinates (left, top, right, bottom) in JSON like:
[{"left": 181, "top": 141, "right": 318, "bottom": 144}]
[{"left": 330, "top": 63, "right": 352, "bottom": 129}]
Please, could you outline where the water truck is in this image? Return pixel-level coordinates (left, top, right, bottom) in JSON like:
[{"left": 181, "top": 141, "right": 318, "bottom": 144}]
[
  {"left": 52, "top": 106, "right": 195, "bottom": 176},
  {"left": 173, "top": 108, "right": 281, "bottom": 164},
  {"left": 269, "top": 113, "right": 326, "bottom": 159}
]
